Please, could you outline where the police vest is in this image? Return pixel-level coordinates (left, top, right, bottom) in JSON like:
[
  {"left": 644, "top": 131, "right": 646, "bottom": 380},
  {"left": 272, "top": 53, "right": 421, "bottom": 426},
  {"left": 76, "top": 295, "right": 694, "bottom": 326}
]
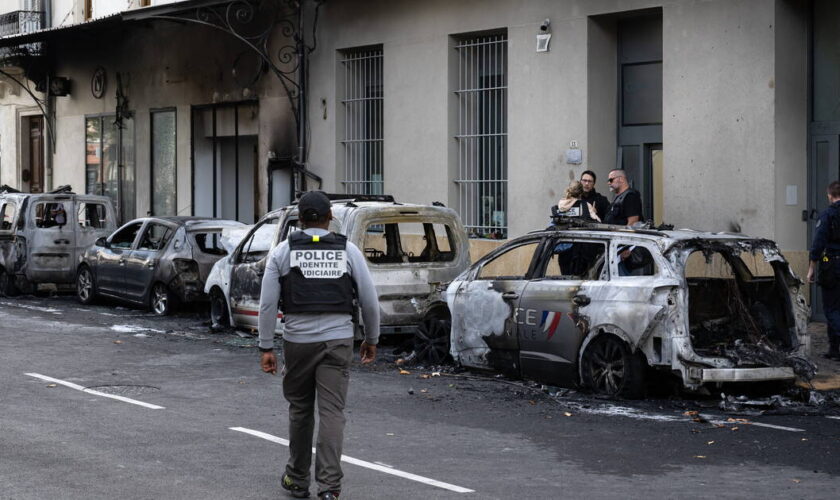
[
  {"left": 280, "top": 231, "right": 355, "bottom": 314},
  {"left": 830, "top": 205, "right": 840, "bottom": 244}
]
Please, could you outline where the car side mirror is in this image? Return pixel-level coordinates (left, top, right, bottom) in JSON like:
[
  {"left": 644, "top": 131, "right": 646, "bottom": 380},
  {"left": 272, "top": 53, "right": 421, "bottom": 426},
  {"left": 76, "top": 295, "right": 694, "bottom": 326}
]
[{"left": 95, "top": 237, "right": 110, "bottom": 248}]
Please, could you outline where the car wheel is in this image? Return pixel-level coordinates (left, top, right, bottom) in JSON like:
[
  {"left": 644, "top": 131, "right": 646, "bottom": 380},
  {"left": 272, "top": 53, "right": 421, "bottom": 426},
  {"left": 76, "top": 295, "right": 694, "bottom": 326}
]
[
  {"left": 209, "top": 288, "right": 230, "bottom": 328},
  {"left": 580, "top": 334, "right": 645, "bottom": 399},
  {"left": 414, "top": 310, "right": 452, "bottom": 365},
  {"left": 0, "top": 268, "right": 18, "bottom": 297},
  {"left": 150, "top": 282, "right": 174, "bottom": 316},
  {"left": 76, "top": 266, "right": 96, "bottom": 305}
]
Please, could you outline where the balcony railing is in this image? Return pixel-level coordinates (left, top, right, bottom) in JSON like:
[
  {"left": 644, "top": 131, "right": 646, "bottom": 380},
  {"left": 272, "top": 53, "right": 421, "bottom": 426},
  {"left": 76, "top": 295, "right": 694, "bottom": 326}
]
[{"left": 0, "top": 10, "right": 46, "bottom": 57}]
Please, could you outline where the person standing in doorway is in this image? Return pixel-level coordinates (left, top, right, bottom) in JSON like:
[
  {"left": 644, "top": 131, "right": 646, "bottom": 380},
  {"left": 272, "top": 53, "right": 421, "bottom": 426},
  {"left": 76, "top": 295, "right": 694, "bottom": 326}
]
[
  {"left": 807, "top": 181, "right": 840, "bottom": 360},
  {"left": 258, "top": 190, "right": 380, "bottom": 499},
  {"left": 604, "top": 169, "right": 643, "bottom": 226},
  {"left": 580, "top": 170, "right": 610, "bottom": 221}
]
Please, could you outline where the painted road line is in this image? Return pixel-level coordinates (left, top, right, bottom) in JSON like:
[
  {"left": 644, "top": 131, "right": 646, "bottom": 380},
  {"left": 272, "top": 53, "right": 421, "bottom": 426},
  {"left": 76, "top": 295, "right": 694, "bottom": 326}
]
[
  {"left": 827, "top": 416, "right": 840, "bottom": 421},
  {"left": 25, "top": 373, "right": 165, "bottom": 410},
  {"left": 707, "top": 418, "right": 804, "bottom": 433},
  {"left": 230, "top": 427, "right": 474, "bottom": 494}
]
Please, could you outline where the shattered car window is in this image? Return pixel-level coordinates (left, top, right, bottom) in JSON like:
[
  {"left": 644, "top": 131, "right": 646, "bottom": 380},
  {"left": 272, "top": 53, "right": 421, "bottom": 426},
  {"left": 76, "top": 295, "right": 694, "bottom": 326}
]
[
  {"left": 77, "top": 202, "right": 107, "bottom": 229},
  {"left": 0, "top": 202, "right": 16, "bottom": 231},
  {"left": 543, "top": 240, "right": 606, "bottom": 280},
  {"left": 237, "top": 218, "right": 279, "bottom": 264},
  {"left": 34, "top": 202, "right": 69, "bottom": 228},
  {"left": 362, "top": 222, "right": 457, "bottom": 264},
  {"left": 617, "top": 245, "right": 655, "bottom": 277},
  {"left": 194, "top": 232, "right": 226, "bottom": 255},
  {"left": 477, "top": 241, "right": 539, "bottom": 279},
  {"left": 738, "top": 250, "right": 775, "bottom": 278},
  {"left": 110, "top": 222, "right": 143, "bottom": 249},
  {"left": 138, "top": 223, "right": 174, "bottom": 251}
]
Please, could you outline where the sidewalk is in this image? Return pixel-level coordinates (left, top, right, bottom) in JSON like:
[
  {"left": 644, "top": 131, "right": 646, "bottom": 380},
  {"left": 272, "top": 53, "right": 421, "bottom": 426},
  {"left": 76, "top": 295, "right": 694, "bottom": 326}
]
[{"left": 807, "top": 322, "right": 840, "bottom": 389}]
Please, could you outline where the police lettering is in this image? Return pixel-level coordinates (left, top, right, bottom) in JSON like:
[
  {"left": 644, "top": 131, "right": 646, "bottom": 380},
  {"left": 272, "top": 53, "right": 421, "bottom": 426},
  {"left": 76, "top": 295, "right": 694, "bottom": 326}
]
[{"left": 290, "top": 249, "right": 348, "bottom": 279}]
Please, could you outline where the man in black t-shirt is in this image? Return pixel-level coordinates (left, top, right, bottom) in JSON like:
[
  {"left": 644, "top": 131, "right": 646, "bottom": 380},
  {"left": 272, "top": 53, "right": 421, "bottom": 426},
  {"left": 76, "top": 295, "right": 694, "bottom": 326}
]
[{"left": 604, "top": 169, "right": 643, "bottom": 226}]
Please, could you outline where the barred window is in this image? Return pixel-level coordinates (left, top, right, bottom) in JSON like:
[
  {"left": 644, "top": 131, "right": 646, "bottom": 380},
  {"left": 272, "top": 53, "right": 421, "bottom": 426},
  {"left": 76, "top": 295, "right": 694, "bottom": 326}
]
[
  {"left": 340, "top": 47, "right": 383, "bottom": 195},
  {"left": 455, "top": 33, "right": 508, "bottom": 239}
]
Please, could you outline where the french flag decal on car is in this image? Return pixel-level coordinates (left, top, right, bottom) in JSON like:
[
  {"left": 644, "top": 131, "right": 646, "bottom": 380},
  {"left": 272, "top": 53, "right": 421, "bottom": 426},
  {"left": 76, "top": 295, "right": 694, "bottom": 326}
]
[{"left": 540, "top": 311, "right": 562, "bottom": 340}]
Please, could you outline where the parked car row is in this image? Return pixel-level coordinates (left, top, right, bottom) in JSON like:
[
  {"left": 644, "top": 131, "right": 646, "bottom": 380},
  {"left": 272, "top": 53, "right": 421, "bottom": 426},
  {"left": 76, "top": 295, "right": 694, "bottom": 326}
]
[{"left": 0, "top": 188, "right": 813, "bottom": 399}]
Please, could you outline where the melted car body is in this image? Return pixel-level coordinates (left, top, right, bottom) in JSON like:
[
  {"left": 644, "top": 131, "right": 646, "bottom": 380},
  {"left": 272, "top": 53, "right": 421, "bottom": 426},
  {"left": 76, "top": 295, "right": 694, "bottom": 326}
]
[
  {"left": 446, "top": 225, "right": 811, "bottom": 396},
  {"left": 205, "top": 195, "right": 471, "bottom": 336},
  {"left": 0, "top": 191, "right": 116, "bottom": 295},
  {"left": 77, "top": 217, "right": 244, "bottom": 314}
]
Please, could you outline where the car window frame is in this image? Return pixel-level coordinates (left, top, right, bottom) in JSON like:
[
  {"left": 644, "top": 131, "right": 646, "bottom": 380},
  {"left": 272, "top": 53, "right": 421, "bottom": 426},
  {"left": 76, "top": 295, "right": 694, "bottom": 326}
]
[
  {"left": 0, "top": 200, "right": 17, "bottom": 232},
  {"left": 108, "top": 221, "right": 144, "bottom": 250},
  {"left": 76, "top": 200, "right": 109, "bottom": 231},
  {"left": 609, "top": 240, "right": 660, "bottom": 279},
  {"left": 534, "top": 236, "right": 611, "bottom": 281},
  {"left": 31, "top": 200, "right": 72, "bottom": 230},
  {"left": 234, "top": 215, "right": 280, "bottom": 265},
  {"left": 474, "top": 236, "right": 545, "bottom": 281},
  {"left": 136, "top": 221, "right": 176, "bottom": 252}
]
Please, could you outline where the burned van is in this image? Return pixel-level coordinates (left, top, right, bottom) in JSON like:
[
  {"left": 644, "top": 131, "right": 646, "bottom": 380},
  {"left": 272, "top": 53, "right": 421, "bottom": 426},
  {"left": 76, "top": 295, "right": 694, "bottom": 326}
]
[
  {"left": 0, "top": 188, "right": 116, "bottom": 295},
  {"left": 205, "top": 194, "right": 471, "bottom": 341},
  {"left": 446, "top": 225, "right": 811, "bottom": 397}
]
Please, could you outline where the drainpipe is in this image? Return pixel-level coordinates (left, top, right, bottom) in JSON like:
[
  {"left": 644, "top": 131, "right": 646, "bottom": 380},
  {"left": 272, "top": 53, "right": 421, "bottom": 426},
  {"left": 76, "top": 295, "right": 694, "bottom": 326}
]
[
  {"left": 296, "top": 5, "right": 306, "bottom": 191},
  {"left": 43, "top": 3, "right": 53, "bottom": 192}
]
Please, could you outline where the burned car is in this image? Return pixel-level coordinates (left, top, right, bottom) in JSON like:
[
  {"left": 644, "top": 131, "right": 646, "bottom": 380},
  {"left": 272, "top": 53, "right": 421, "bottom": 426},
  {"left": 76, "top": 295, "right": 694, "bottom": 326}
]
[
  {"left": 77, "top": 217, "right": 244, "bottom": 315},
  {"left": 205, "top": 194, "right": 470, "bottom": 340},
  {"left": 0, "top": 187, "right": 116, "bottom": 296},
  {"left": 445, "top": 223, "right": 811, "bottom": 397}
]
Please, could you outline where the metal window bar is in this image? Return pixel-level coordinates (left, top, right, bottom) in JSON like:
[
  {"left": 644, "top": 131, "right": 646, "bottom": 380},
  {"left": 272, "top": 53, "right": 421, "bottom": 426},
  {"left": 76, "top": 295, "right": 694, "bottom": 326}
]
[
  {"left": 455, "top": 33, "right": 507, "bottom": 239},
  {"left": 340, "top": 47, "right": 384, "bottom": 195}
]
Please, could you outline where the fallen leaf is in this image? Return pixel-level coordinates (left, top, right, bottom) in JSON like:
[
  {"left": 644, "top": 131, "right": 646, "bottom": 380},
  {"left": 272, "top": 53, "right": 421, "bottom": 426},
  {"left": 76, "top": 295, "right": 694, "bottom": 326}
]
[
  {"left": 395, "top": 359, "right": 405, "bottom": 366},
  {"left": 683, "top": 410, "right": 699, "bottom": 416},
  {"left": 238, "top": 380, "right": 245, "bottom": 384},
  {"left": 791, "top": 479, "right": 801, "bottom": 484},
  {"left": 731, "top": 427, "right": 739, "bottom": 431},
  {"left": 386, "top": 433, "right": 395, "bottom": 436},
  {"left": 694, "top": 455, "right": 706, "bottom": 459},
  {"left": 113, "top": 340, "right": 123, "bottom": 344},
  {"left": 431, "top": 372, "right": 441, "bottom": 377},
  {"left": 727, "top": 417, "right": 749, "bottom": 423},
  {"left": 707, "top": 441, "right": 715, "bottom": 445},
  {"left": 528, "top": 400, "right": 537, "bottom": 405},
  {"left": 399, "top": 369, "right": 410, "bottom": 375},
  {"left": 420, "top": 389, "right": 428, "bottom": 393},
  {"left": 714, "top": 424, "right": 726, "bottom": 429},
  {"left": 564, "top": 412, "right": 573, "bottom": 417},
  {"left": 801, "top": 438, "right": 808, "bottom": 441},
  {"left": 46, "top": 384, "right": 57, "bottom": 388},
  {"left": 419, "top": 374, "right": 431, "bottom": 379}
]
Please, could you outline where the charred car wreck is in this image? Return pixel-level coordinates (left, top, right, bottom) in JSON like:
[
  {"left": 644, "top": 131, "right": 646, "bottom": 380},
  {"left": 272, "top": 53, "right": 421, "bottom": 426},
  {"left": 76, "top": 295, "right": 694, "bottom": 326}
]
[{"left": 445, "top": 223, "right": 812, "bottom": 397}]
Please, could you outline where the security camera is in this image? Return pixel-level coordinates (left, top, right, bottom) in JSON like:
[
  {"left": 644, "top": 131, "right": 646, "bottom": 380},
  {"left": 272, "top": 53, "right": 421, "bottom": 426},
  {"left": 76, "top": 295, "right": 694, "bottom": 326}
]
[{"left": 540, "top": 19, "right": 550, "bottom": 32}]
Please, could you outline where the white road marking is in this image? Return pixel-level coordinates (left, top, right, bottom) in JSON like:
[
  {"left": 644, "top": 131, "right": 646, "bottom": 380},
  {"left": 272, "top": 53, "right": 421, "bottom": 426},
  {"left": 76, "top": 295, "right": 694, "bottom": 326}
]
[
  {"left": 230, "top": 427, "right": 474, "bottom": 494},
  {"left": 705, "top": 417, "right": 804, "bottom": 432},
  {"left": 0, "top": 301, "right": 61, "bottom": 314},
  {"left": 827, "top": 416, "right": 840, "bottom": 421},
  {"left": 25, "top": 373, "right": 164, "bottom": 410}
]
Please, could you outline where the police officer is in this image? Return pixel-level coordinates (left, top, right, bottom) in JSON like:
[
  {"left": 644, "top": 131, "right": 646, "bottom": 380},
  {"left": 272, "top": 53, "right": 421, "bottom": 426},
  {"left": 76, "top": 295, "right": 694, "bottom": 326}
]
[
  {"left": 807, "top": 181, "right": 840, "bottom": 360},
  {"left": 604, "top": 169, "right": 643, "bottom": 226},
  {"left": 580, "top": 170, "right": 610, "bottom": 221},
  {"left": 258, "top": 190, "right": 380, "bottom": 499}
]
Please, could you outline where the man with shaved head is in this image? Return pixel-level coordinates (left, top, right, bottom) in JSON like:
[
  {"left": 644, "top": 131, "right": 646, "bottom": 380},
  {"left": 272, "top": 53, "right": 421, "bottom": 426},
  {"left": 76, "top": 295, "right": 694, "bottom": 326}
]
[{"left": 604, "top": 169, "right": 643, "bottom": 226}]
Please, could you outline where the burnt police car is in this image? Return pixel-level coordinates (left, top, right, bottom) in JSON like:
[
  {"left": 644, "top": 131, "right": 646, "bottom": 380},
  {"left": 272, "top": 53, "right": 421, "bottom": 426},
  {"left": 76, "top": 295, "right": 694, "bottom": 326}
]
[{"left": 445, "top": 221, "right": 812, "bottom": 397}]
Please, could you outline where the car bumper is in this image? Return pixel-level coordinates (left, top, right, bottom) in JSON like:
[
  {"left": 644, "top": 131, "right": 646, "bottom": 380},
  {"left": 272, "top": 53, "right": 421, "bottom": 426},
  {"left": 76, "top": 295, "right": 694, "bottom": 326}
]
[{"left": 698, "top": 367, "right": 795, "bottom": 383}]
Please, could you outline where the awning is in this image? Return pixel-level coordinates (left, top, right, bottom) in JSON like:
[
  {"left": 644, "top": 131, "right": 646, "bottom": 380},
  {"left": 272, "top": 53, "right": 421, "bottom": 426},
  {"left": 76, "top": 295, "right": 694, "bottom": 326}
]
[{"left": 0, "top": 0, "right": 234, "bottom": 49}]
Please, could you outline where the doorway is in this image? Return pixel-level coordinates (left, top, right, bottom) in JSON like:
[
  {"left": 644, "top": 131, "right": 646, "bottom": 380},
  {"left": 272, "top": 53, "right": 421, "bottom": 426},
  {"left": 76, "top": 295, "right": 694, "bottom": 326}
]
[
  {"left": 191, "top": 102, "right": 259, "bottom": 223},
  {"left": 21, "top": 115, "right": 44, "bottom": 193},
  {"left": 616, "top": 10, "right": 662, "bottom": 223}
]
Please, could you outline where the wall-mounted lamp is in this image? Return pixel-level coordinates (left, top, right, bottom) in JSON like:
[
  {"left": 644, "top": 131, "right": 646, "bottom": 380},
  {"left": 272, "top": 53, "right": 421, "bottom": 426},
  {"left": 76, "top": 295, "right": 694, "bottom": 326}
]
[{"left": 536, "top": 18, "right": 551, "bottom": 52}]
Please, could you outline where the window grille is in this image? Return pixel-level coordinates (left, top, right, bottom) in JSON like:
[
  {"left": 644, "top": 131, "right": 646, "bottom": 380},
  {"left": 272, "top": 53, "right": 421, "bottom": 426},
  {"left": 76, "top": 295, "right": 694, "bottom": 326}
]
[
  {"left": 454, "top": 33, "right": 507, "bottom": 239},
  {"left": 340, "top": 47, "right": 383, "bottom": 195}
]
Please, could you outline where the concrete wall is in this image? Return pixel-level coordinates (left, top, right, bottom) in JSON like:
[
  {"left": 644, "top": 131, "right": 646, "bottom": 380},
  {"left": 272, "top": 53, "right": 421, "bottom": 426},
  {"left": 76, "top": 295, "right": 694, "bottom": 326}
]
[{"left": 305, "top": 0, "right": 810, "bottom": 262}]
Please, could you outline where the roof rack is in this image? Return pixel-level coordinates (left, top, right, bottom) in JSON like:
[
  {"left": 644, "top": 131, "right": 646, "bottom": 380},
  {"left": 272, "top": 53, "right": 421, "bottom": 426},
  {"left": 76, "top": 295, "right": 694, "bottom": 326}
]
[
  {"left": 49, "top": 185, "right": 74, "bottom": 194},
  {"left": 293, "top": 192, "right": 396, "bottom": 203},
  {"left": 0, "top": 184, "right": 21, "bottom": 194}
]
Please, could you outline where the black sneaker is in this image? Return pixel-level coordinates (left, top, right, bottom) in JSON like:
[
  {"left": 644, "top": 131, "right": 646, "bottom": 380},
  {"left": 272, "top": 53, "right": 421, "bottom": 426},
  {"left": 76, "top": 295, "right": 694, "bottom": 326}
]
[
  {"left": 319, "top": 492, "right": 339, "bottom": 500},
  {"left": 281, "top": 474, "right": 310, "bottom": 498}
]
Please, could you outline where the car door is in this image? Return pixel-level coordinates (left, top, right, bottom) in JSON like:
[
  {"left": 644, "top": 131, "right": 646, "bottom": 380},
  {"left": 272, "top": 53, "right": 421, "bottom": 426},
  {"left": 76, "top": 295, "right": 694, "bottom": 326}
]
[
  {"left": 448, "top": 237, "right": 543, "bottom": 375},
  {"left": 96, "top": 221, "right": 143, "bottom": 295},
  {"left": 228, "top": 215, "right": 281, "bottom": 328},
  {"left": 27, "top": 198, "right": 76, "bottom": 283},
  {"left": 123, "top": 221, "right": 175, "bottom": 302},
  {"left": 517, "top": 236, "right": 609, "bottom": 385},
  {"left": 75, "top": 199, "right": 113, "bottom": 274}
]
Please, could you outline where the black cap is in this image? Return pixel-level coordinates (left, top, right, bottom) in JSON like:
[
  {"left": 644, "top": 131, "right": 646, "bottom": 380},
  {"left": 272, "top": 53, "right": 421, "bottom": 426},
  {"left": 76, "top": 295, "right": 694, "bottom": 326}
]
[{"left": 298, "top": 191, "right": 331, "bottom": 222}]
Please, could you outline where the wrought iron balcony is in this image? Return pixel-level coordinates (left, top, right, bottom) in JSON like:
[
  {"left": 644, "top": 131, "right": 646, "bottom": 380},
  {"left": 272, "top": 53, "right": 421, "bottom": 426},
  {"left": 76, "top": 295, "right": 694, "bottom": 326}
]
[{"left": 0, "top": 10, "right": 46, "bottom": 57}]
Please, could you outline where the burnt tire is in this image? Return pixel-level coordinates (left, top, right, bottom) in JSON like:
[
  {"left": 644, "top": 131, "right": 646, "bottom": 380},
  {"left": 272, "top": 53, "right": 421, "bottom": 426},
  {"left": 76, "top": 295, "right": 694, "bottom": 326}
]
[
  {"left": 414, "top": 312, "right": 452, "bottom": 365},
  {"left": 76, "top": 266, "right": 96, "bottom": 305},
  {"left": 0, "top": 269, "right": 18, "bottom": 297},
  {"left": 209, "top": 288, "right": 230, "bottom": 328},
  {"left": 150, "top": 282, "right": 175, "bottom": 316},
  {"left": 580, "top": 334, "right": 646, "bottom": 399}
]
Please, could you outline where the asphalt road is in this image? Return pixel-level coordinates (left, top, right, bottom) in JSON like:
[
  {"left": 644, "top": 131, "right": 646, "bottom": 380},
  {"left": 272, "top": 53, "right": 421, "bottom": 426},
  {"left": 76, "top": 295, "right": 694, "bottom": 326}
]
[{"left": 1, "top": 295, "right": 839, "bottom": 499}]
